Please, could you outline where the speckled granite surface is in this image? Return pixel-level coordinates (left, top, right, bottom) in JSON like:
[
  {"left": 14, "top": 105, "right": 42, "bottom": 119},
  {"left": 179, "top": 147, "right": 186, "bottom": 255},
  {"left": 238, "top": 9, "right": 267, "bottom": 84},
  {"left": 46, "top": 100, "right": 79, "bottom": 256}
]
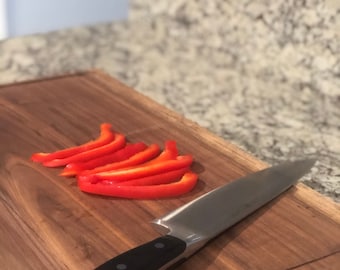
[{"left": 0, "top": 0, "right": 339, "bottom": 202}]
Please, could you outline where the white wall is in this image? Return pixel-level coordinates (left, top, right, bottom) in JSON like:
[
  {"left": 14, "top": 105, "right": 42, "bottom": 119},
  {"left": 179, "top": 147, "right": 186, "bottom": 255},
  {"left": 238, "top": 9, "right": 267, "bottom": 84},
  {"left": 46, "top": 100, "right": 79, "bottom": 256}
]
[
  {"left": 0, "top": 0, "right": 7, "bottom": 39},
  {"left": 5, "top": 0, "right": 128, "bottom": 38}
]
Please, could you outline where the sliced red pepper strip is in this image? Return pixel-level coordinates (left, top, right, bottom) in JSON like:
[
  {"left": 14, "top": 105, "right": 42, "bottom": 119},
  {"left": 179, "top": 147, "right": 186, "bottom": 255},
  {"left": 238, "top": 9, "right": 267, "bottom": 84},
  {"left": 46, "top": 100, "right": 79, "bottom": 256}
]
[
  {"left": 78, "top": 140, "right": 177, "bottom": 177},
  {"left": 31, "top": 123, "right": 114, "bottom": 163},
  {"left": 42, "top": 133, "right": 126, "bottom": 167},
  {"left": 114, "top": 167, "right": 189, "bottom": 186},
  {"left": 78, "top": 172, "right": 198, "bottom": 199},
  {"left": 80, "top": 143, "right": 161, "bottom": 175},
  {"left": 60, "top": 142, "right": 147, "bottom": 177},
  {"left": 79, "top": 155, "right": 193, "bottom": 184},
  {"left": 145, "top": 140, "right": 178, "bottom": 165}
]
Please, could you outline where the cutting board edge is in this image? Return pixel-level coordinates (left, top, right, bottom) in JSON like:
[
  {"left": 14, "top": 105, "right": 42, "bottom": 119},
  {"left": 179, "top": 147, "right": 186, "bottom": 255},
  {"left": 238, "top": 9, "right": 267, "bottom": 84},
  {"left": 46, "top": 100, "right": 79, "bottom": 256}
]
[
  {"left": 295, "top": 183, "right": 340, "bottom": 224},
  {"left": 0, "top": 70, "right": 90, "bottom": 89}
]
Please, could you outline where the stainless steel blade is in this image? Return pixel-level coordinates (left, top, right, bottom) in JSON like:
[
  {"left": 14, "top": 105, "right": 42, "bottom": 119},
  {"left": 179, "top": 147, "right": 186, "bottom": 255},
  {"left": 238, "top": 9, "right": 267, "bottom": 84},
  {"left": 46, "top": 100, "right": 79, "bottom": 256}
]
[{"left": 152, "top": 159, "right": 316, "bottom": 255}]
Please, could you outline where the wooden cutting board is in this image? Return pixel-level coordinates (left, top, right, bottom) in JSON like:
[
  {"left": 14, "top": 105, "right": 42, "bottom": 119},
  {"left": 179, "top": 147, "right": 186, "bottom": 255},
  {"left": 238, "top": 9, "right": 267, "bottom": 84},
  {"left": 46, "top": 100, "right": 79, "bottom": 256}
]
[{"left": 0, "top": 70, "right": 339, "bottom": 270}]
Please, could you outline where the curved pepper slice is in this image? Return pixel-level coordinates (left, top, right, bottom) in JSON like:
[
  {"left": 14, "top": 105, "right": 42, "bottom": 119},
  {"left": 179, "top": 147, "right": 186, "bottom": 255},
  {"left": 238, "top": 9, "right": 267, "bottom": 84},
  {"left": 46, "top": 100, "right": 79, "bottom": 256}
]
[
  {"left": 60, "top": 142, "right": 147, "bottom": 177},
  {"left": 78, "top": 172, "right": 198, "bottom": 199},
  {"left": 31, "top": 123, "right": 114, "bottom": 163},
  {"left": 80, "top": 143, "right": 161, "bottom": 175},
  {"left": 42, "top": 133, "right": 126, "bottom": 167},
  {"left": 113, "top": 167, "right": 189, "bottom": 186},
  {"left": 145, "top": 140, "right": 178, "bottom": 165},
  {"left": 79, "top": 155, "right": 193, "bottom": 184}
]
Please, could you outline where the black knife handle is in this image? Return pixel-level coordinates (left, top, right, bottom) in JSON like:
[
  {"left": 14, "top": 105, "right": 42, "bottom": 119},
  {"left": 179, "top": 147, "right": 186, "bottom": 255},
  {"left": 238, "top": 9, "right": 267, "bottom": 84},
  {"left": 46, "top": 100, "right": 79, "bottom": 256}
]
[{"left": 95, "top": 235, "right": 187, "bottom": 270}]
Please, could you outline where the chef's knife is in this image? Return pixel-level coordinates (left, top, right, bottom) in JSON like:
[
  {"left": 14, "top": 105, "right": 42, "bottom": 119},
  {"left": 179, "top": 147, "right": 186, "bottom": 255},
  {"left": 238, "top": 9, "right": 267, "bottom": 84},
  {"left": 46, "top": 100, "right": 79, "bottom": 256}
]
[{"left": 95, "top": 159, "right": 316, "bottom": 270}]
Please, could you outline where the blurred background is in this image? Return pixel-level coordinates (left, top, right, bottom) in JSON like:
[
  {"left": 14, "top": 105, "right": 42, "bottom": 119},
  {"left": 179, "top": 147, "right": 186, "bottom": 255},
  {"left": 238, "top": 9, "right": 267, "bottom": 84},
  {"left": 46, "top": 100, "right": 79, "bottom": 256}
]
[{"left": 0, "top": 0, "right": 128, "bottom": 39}]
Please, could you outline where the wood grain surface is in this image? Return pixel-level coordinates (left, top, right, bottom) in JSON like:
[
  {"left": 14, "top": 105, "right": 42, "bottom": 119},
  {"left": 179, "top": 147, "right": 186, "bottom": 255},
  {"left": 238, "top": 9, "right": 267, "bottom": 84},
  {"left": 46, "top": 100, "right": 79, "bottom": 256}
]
[{"left": 0, "top": 70, "right": 339, "bottom": 270}]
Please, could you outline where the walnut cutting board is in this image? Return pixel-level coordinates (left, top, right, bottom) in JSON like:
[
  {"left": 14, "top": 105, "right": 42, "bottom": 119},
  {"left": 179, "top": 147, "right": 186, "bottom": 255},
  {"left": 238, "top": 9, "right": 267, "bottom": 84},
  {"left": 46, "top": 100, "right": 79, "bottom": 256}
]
[{"left": 0, "top": 70, "right": 339, "bottom": 270}]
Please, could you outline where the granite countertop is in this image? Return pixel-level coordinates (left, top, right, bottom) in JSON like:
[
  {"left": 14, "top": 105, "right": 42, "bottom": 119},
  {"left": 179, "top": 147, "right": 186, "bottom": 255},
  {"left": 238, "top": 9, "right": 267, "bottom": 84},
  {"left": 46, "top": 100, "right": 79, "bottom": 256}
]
[{"left": 0, "top": 0, "right": 339, "bottom": 202}]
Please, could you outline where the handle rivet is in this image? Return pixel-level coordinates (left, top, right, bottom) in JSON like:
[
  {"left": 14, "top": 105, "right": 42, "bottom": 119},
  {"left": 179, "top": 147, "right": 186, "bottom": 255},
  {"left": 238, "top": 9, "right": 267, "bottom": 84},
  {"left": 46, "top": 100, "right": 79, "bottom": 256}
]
[
  {"left": 116, "top": 263, "right": 127, "bottom": 270},
  {"left": 154, "top": 242, "right": 165, "bottom": 249}
]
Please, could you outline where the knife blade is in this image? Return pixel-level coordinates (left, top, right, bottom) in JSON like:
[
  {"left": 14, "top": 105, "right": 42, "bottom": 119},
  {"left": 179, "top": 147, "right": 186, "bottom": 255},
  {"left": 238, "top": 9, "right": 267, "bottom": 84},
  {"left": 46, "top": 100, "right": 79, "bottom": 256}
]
[{"left": 95, "top": 159, "right": 316, "bottom": 270}]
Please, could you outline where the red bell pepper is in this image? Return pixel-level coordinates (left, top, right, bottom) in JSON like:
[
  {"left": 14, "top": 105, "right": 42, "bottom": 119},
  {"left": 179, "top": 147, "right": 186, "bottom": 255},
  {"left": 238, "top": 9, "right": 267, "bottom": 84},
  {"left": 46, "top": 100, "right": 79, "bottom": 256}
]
[
  {"left": 80, "top": 143, "right": 161, "bottom": 175},
  {"left": 60, "top": 142, "right": 147, "bottom": 177},
  {"left": 78, "top": 172, "right": 198, "bottom": 199},
  {"left": 31, "top": 123, "right": 114, "bottom": 163},
  {"left": 112, "top": 168, "right": 189, "bottom": 186},
  {"left": 42, "top": 133, "right": 126, "bottom": 167},
  {"left": 79, "top": 155, "right": 193, "bottom": 184},
  {"left": 145, "top": 140, "right": 178, "bottom": 164}
]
